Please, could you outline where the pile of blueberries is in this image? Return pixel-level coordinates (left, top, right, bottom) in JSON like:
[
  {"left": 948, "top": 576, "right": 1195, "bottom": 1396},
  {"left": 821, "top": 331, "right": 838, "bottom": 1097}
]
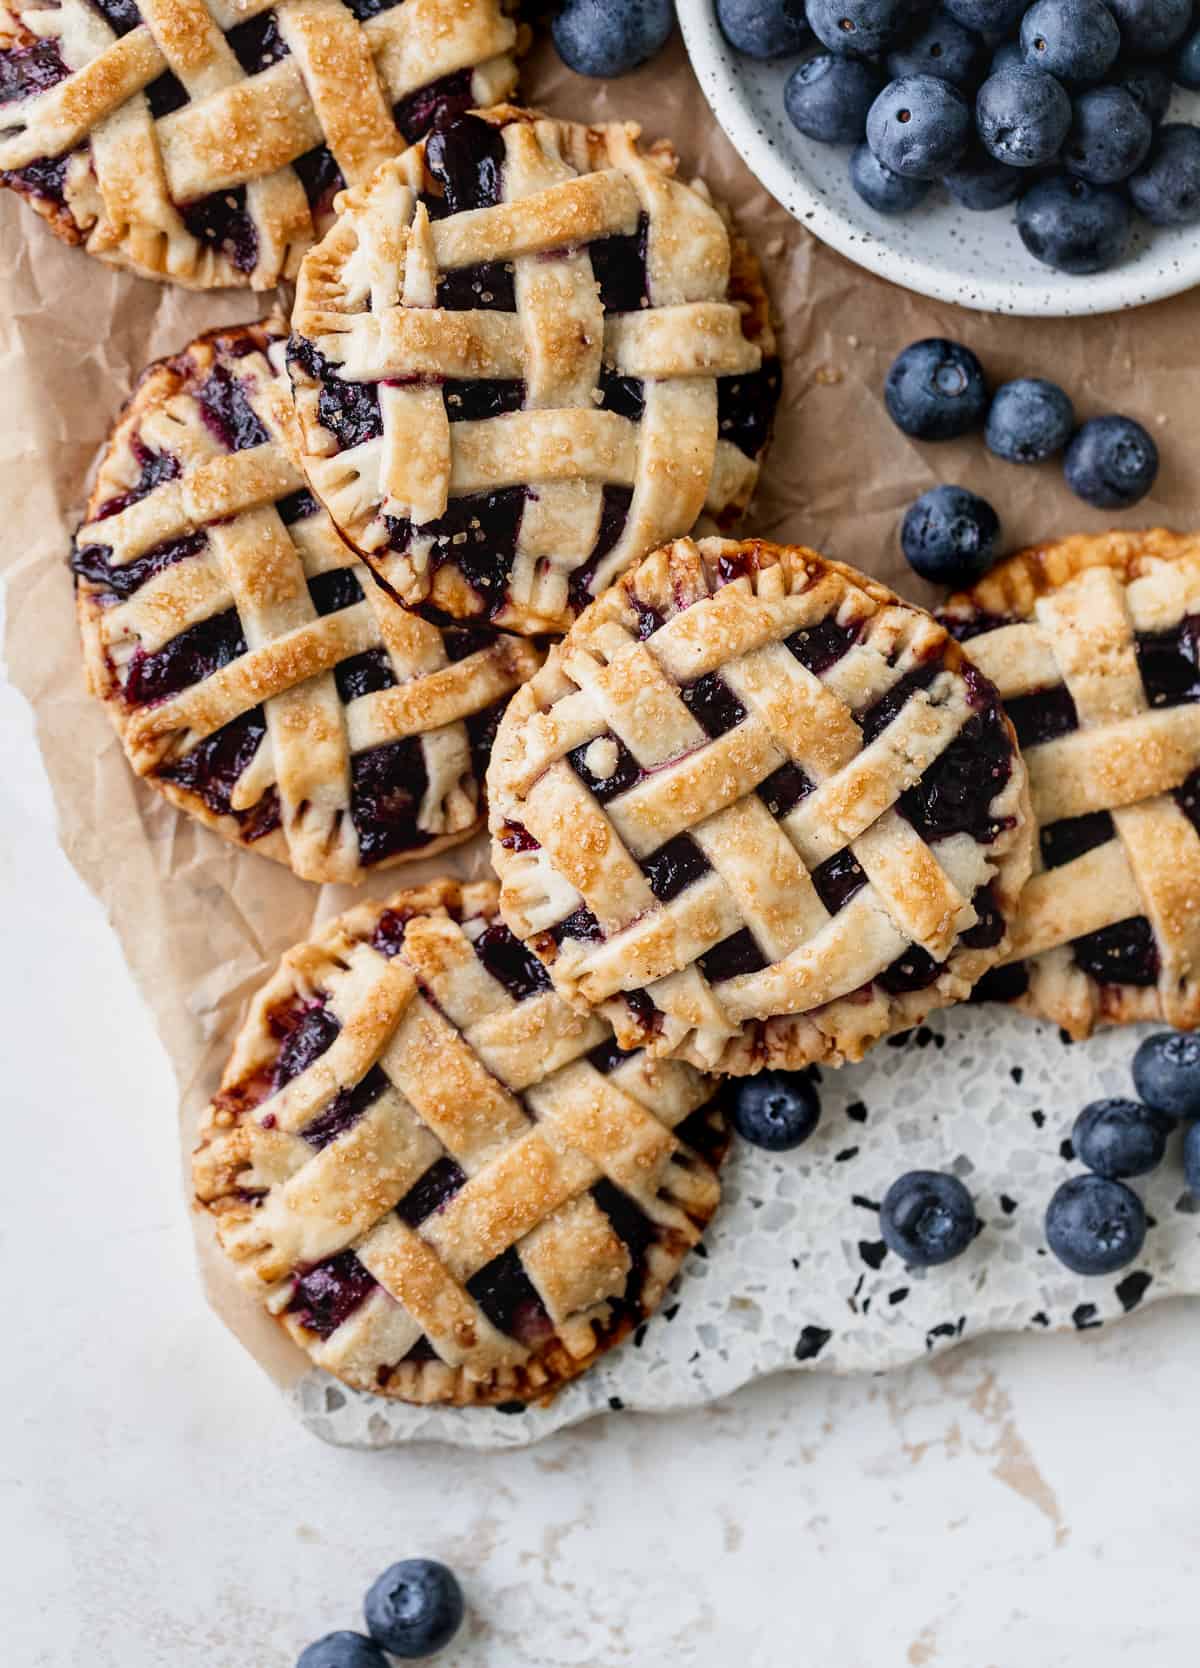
[
  {"left": 730, "top": 1032, "right": 1200, "bottom": 1276},
  {"left": 882, "top": 336, "right": 1159, "bottom": 587},
  {"left": 297, "top": 1559, "right": 464, "bottom": 1667},
  {"left": 718, "top": 0, "right": 1200, "bottom": 273}
]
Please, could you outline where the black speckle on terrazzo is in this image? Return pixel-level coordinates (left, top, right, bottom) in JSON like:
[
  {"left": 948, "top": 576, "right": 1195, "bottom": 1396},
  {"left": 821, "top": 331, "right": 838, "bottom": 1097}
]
[
  {"left": 851, "top": 1194, "right": 880, "bottom": 1212},
  {"left": 795, "top": 1325, "right": 833, "bottom": 1362},
  {"left": 1116, "top": 1271, "right": 1152, "bottom": 1312},
  {"left": 496, "top": 1400, "right": 527, "bottom": 1415},
  {"left": 634, "top": 1324, "right": 648, "bottom": 1348},
  {"left": 1032, "top": 1110, "right": 1046, "bottom": 1129},
  {"left": 846, "top": 1101, "right": 869, "bottom": 1124},
  {"left": 1072, "top": 1303, "right": 1102, "bottom": 1331},
  {"left": 1000, "top": 1194, "right": 1018, "bottom": 1215},
  {"left": 887, "top": 1030, "right": 913, "bottom": 1049},
  {"left": 1011, "top": 1067, "right": 1024, "bottom": 1085},
  {"left": 1031, "top": 1311, "right": 1050, "bottom": 1327},
  {"left": 889, "top": 1287, "right": 910, "bottom": 1305},
  {"left": 858, "top": 1239, "right": 888, "bottom": 1271},
  {"left": 1176, "top": 1191, "right": 1200, "bottom": 1216},
  {"left": 663, "top": 1303, "right": 680, "bottom": 1322},
  {"left": 1059, "top": 1138, "right": 1076, "bottom": 1162},
  {"left": 1059, "top": 1028, "right": 1075, "bottom": 1046},
  {"left": 608, "top": 1396, "right": 625, "bottom": 1412},
  {"left": 835, "top": 1146, "right": 860, "bottom": 1163}
]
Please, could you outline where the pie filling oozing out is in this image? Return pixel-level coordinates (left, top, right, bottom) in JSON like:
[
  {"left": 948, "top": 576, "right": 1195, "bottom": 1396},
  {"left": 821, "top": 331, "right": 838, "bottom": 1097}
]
[
  {"left": 941, "top": 529, "right": 1200, "bottom": 1037},
  {"left": 488, "top": 537, "right": 1032, "bottom": 1075},
  {"left": 70, "top": 322, "right": 540, "bottom": 884},
  {"left": 193, "top": 880, "right": 727, "bottom": 1407},
  {"left": 287, "top": 108, "right": 781, "bottom": 635},
  {"left": 0, "top": 0, "right": 519, "bottom": 287}
]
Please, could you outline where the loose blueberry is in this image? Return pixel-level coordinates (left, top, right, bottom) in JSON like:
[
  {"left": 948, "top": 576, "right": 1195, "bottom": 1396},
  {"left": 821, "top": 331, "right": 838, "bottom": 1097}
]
[
  {"left": 1104, "top": 0, "right": 1192, "bottom": 57},
  {"left": 1129, "top": 123, "right": 1200, "bottom": 225},
  {"left": 785, "top": 52, "right": 883, "bottom": 142},
  {"left": 1063, "top": 414, "right": 1159, "bottom": 508},
  {"left": 1044, "top": 1174, "right": 1146, "bottom": 1275},
  {"left": 1072, "top": 1097, "right": 1170, "bottom": 1180},
  {"left": 879, "top": 1170, "right": 977, "bottom": 1267},
  {"left": 886, "top": 7, "right": 987, "bottom": 90},
  {"left": 943, "top": 0, "right": 1026, "bottom": 30},
  {"left": 1184, "top": 1120, "right": 1200, "bottom": 1193},
  {"left": 850, "top": 139, "right": 934, "bottom": 210},
  {"left": 297, "top": 1635, "right": 389, "bottom": 1668},
  {"left": 989, "top": 39, "right": 1025, "bottom": 74},
  {"left": 1064, "top": 85, "right": 1153, "bottom": 184},
  {"left": 1113, "top": 61, "right": 1175, "bottom": 125},
  {"left": 942, "top": 143, "right": 1025, "bottom": 207},
  {"left": 976, "top": 65, "right": 1073, "bottom": 168},
  {"left": 884, "top": 337, "right": 989, "bottom": 440},
  {"left": 805, "top": 0, "right": 909, "bottom": 57},
  {"left": 1019, "top": 0, "right": 1119, "bottom": 86},
  {"left": 717, "top": 0, "right": 812, "bottom": 57},
  {"left": 1132, "top": 1030, "right": 1200, "bottom": 1119},
  {"left": 364, "top": 1560, "right": 465, "bottom": 1660},
  {"left": 729, "top": 1070, "right": 822, "bottom": 1151},
  {"left": 551, "top": 0, "right": 673, "bottom": 77},
  {"left": 1174, "top": 26, "right": 1200, "bottom": 91},
  {"left": 867, "top": 73, "right": 972, "bottom": 177},
  {"left": 985, "top": 377, "right": 1075, "bottom": 462},
  {"left": 901, "top": 484, "right": 1000, "bottom": 587},
  {"left": 1016, "top": 174, "right": 1132, "bottom": 272}
]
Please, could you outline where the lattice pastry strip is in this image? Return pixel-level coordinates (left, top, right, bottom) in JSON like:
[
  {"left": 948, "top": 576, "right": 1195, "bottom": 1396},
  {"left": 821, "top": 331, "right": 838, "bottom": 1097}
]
[
  {"left": 940, "top": 529, "right": 1200, "bottom": 1038},
  {"left": 72, "top": 321, "right": 541, "bottom": 883},
  {"left": 194, "top": 879, "right": 727, "bottom": 1407},
  {"left": 287, "top": 105, "right": 780, "bottom": 635},
  {"left": 489, "top": 537, "right": 1033, "bottom": 1074},
  {"left": 0, "top": 0, "right": 519, "bottom": 288}
]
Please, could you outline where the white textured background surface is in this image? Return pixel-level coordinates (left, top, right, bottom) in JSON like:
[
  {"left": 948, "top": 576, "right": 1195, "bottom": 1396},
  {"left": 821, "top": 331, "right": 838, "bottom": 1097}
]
[{"left": 8, "top": 640, "right": 1200, "bottom": 1665}]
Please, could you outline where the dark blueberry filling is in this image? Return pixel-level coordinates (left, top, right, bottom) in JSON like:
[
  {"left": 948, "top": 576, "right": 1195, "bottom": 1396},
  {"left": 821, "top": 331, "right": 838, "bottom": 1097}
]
[
  {"left": 371, "top": 906, "right": 414, "bottom": 958},
  {"left": 72, "top": 529, "right": 204, "bottom": 601},
  {"left": 194, "top": 363, "right": 270, "bottom": 451},
  {"left": 465, "top": 701, "right": 505, "bottom": 784},
  {"left": 302, "top": 1065, "right": 389, "bottom": 1151},
  {"left": 436, "top": 262, "right": 517, "bottom": 312},
  {"left": 1040, "top": 810, "right": 1115, "bottom": 870},
  {"left": 3, "top": 155, "right": 69, "bottom": 207},
  {"left": 1071, "top": 917, "right": 1159, "bottom": 987},
  {"left": 443, "top": 376, "right": 525, "bottom": 420},
  {"left": 1175, "top": 767, "right": 1200, "bottom": 836},
  {"left": 587, "top": 1036, "right": 638, "bottom": 1075},
  {"left": 92, "top": 439, "right": 181, "bottom": 520},
  {"left": 271, "top": 1001, "right": 341, "bottom": 1092},
  {"left": 549, "top": 906, "right": 603, "bottom": 946},
  {"left": 124, "top": 608, "right": 245, "bottom": 705},
  {"left": 717, "top": 549, "right": 760, "bottom": 586},
  {"left": 425, "top": 112, "right": 504, "bottom": 214},
  {"left": 387, "top": 487, "right": 526, "bottom": 615},
  {"left": 568, "top": 732, "right": 643, "bottom": 803},
  {"left": 960, "top": 882, "right": 1005, "bottom": 950},
  {"left": 350, "top": 737, "right": 433, "bottom": 863},
  {"left": 640, "top": 833, "right": 710, "bottom": 903},
  {"left": 674, "top": 1104, "right": 728, "bottom": 1168},
  {"left": 0, "top": 38, "right": 71, "bottom": 101},
  {"left": 499, "top": 819, "right": 540, "bottom": 853},
  {"left": 970, "top": 961, "right": 1030, "bottom": 1003},
  {"left": 717, "top": 356, "right": 782, "bottom": 460},
  {"left": 900, "top": 697, "right": 1014, "bottom": 844},
  {"left": 589, "top": 214, "right": 650, "bottom": 313},
  {"left": 567, "top": 486, "right": 636, "bottom": 614},
  {"left": 811, "top": 849, "right": 867, "bottom": 915},
  {"left": 397, "top": 1156, "right": 467, "bottom": 1227},
  {"left": 598, "top": 368, "right": 645, "bottom": 422},
  {"left": 473, "top": 922, "right": 552, "bottom": 1000},
  {"left": 681, "top": 673, "right": 747, "bottom": 738},
  {"left": 342, "top": 0, "right": 401, "bottom": 18},
  {"left": 398, "top": 1336, "right": 439, "bottom": 1367},
  {"left": 786, "top": 617, "right": 861, "bottom": 677},
  {"left": 591, "top": 1177, "right": 656, "bottom": 1308},
  {"left": 1006, "top": 684, "right": 1079, "bottom": 749},
  {"left": 393, "top": 67, "right": 474, "bottom": 144},
  {"left": 877, "top": 945, "right": 944, "bottom": 996},
  {"left": 292, "top": 144, "right": 344, "bottom": 215},
  {"left": 1136, "top": 617, "right": 1200, "bottom": 708},
  {"left": 156, "top": 707, "right": 275, "bottom": 831},
  {"left": 179, "top": 188, "right": 258, "bottom": 275},
  {"left": 335, "top": 648, "right": 396, "bottom": 703},
  {"left": 757, "top": 761, "right": 813, "bottom": 818},
  {"left": 287, "top": 1250, "right": 377, "bottom": 1337},
  {"left": 858, "top": 661, "right": 941, "bottom": 746},
  {"left": 226, "top": 12, "right": 288, "bottom": 73},
  {"left": 624, "top": 987, "right": 663, "bottom": 1035},
  {"left": 943, "top": 609, "right": 1016, "bottom": 643},
  {"left": 86, "top": 0, "right": 140, "bottom": 35},
  {"left": 289, "top": 337, "right": 383, "bottom": 450},
  {"left": 441, "top": 621, "right": 497, "bottom": 662},
  {"left": 144, "top": 70, "right": 188, "bottom": 119},
  {"left": 699, "top": 928, "right": 767, "bottom": 984},
  {"left": 630, "top": 596, "right": 665, "bottom": 640},
  {"left": 467, "top": 1248, "right": 554, "bottom": 1344},
  {"left": 307, "top": 568, "right": 363, "bottom": 616},
  {"left": 277, "top": 488, "right": 320, "bottom": 526}
]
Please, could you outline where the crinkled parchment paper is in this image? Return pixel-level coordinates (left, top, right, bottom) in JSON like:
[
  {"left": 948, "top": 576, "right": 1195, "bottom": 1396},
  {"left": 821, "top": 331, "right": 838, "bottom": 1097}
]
[{"left": 3, "top": 33, "right": 1199, "bottom": 1450}]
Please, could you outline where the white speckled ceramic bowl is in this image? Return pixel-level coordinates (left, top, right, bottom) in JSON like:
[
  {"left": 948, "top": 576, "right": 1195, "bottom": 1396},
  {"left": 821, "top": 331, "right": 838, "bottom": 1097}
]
[{"left": 679, "top": 0, "right": 1200, "bottom": 317}]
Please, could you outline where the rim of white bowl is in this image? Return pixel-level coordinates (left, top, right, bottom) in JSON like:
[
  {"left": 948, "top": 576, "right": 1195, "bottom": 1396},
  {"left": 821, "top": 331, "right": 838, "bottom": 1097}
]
[{"left": 678, "top": 0, "right": 1200, "bottom": 318}]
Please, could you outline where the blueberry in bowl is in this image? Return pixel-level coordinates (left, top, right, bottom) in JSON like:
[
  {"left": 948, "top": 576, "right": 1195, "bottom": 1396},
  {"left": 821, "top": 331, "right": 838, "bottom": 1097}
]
[
  {"left": 1018, "top": 0, "right": 1120, "bottom": 87},
  {"left": 1105, "top": 0, "right": 1193, "bottom": 57},
  {"left": 1063, "top": 85, "right": 1153, "bottom": 185},
  {"left": 785, "top": 53, "right": 883, "bottom": 143},
  {"left": 717, "top": 0, "right": 812, "bottom": 58},
  {"left": 1016, "top": 175, "right": 1133, "bottom": 274},
  {"left": 1129, "top": 125, "right": 1200, "bottom": 226},
  {"left": 1044, "top": 1174, "right": 1146, "bottom": 1275},
  {"left": 976, "top": 65, "right": 1073, "bottom": 169},
  {"left": 867, "top": 73, "right": 974, "bottom": 177},
  {"left": 850, "top": 139, "right": 933, "bottom": 212},
  {"left": 887, "top": 9, "right": 988, "bottom": 93},
  {"left": 807, "top": 0, "right": 912, "bottom": 58},
  {"left": 879, "top": 1170, "right": 977, "bottom": 1267}
]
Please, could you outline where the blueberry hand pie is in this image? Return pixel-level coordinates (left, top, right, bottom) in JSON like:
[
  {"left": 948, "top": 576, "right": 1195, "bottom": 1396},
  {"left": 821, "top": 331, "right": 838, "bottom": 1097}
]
[
  {"left": 194, "top": 879, "right": 726, "bottom": 1406},
  {"left": 941, "top": 529, "right": 1200, "bottom": 1039},
  {"left": 0, "top": 0, "right": 519, "bottom": 288},
  {"left": 286, "top": 106, "right": 780, "bottom": 636},
  {"left": 72, "top": 322, "right": 540, "bottom": 884},
  {"left": 488, "top": 537, "right": 1033, "bottom": 1074}
]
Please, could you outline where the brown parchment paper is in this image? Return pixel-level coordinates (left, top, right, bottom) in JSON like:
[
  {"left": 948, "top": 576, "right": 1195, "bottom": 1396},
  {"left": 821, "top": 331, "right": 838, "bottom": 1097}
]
[{"left": 3, "top": 31, "right": 1198, "bottom": 1398}]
